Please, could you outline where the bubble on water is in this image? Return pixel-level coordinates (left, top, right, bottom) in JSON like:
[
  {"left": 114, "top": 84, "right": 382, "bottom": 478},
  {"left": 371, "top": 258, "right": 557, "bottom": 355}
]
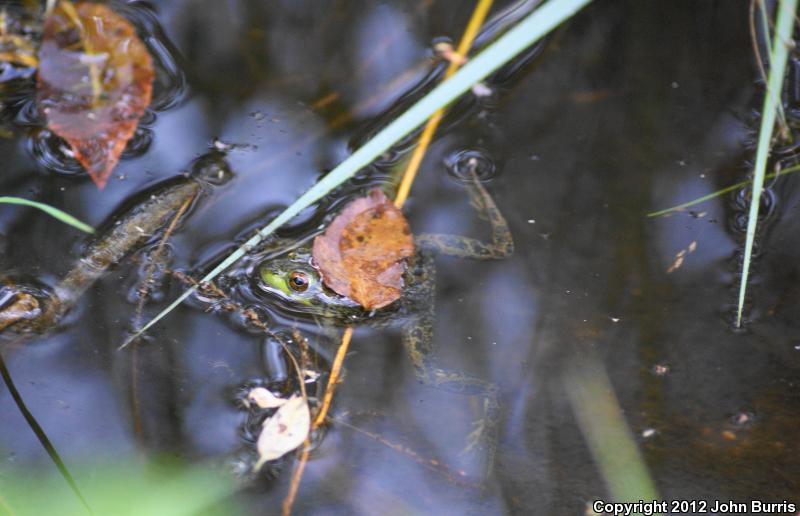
[
  {"left": 728, "top": 185, "right": 778, "bottom": 235},
  {"left": 28, "top": 128, "right": 86, "bottom": 177},
  {"left": 641, "top": 428, "right": 658, "bottom": 438},
  {"left": 120, "top": 124, "right": 153, "bottom": 159},
  {"left": 190, "top": 150, "right": 234, "bottom": 186},
  {"left": 652, "top": 364, "right": 669, "bottom": 376},
  {"left": 731, "top": 412, "right": 754, "bottom": 427},
  {"left": 445, "top": 149, "right": 496, "bottom": 183},
  {"left": 472, "top": 82, "right": 493, "bottom": 97},
  {"left": 113, "top": 2, "right": 188, "bottom": 111},
  {"left": 14, "top": 96, "right": 43, "bottom": 126}
]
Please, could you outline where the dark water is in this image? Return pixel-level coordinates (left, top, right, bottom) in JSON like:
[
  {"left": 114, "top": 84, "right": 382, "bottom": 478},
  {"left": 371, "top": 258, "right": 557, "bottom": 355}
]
[{"left": 1, "top": 0, "right": 799, "bottom": 514}]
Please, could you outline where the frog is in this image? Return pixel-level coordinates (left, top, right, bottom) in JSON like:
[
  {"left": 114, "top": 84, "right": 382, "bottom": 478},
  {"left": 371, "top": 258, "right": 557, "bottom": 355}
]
[{"left": 254, "top": 167, "right": 513, "bottom": 474}]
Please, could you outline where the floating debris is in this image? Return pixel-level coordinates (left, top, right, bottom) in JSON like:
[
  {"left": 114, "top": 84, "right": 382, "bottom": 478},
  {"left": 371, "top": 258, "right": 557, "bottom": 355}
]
[{"left": 254, "top": 394, "right": 310, "bottom": 471}]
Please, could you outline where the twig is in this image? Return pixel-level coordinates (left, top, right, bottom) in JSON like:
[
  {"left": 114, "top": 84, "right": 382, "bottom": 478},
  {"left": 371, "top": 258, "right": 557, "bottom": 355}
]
[
  {"left": 281, "top": 327, "right": 352, "bottom": 516},
  {"left": 331, "top": 415, "right": 479, "bottom": 489},
  {"left": 750, "top": 0, "right": 769, "bottom": 87}
]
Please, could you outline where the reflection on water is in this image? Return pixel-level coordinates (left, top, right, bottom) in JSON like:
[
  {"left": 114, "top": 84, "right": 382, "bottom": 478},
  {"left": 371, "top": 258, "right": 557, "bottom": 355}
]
[{"left": 1, "top": 0, "right": 799, "bottom": 514}]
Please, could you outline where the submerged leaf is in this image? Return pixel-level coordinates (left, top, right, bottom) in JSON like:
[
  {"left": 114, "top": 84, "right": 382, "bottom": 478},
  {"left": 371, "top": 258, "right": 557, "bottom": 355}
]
[
  {"left": 37, "top": 1, "right": 154, "bottom": 189},
  {"left": 254, "top": 394, "right": 310, "bottom": 471},
  {"left": 312, "top": 188, "right": 414, "bottom": 310}
]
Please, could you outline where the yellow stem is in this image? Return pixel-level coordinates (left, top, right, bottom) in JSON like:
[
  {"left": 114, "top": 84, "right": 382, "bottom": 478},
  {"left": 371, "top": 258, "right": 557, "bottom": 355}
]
[
  {"left": 282, "top": 327, "right": 353, "bottom": 516},
  {"left": 394, "top": 0, "right": 495, "bottom": 208},
  {"left": 282, "top": 2, "right": 495, "bottom": 512}
]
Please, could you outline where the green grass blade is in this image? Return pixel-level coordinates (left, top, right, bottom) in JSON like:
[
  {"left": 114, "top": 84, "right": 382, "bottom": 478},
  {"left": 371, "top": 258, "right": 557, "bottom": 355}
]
[
  {"left": 737, "top": 0, "right": 798, "bottom": 327},
  {"left": 647, "top": 180, "right": 750, "bottom": 218},
  {"left": 123, "top": 0, "right": 595, "bottom": 347},
  {"left": 0, "top": 196, "right": 95, "bottom": 234},
  {"left": 646, "top": 164, "right": 800, "bottom": 218}
]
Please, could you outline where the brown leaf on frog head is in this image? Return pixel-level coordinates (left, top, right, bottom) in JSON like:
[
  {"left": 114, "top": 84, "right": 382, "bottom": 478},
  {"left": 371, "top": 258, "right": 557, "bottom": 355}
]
[
  {"left": 37, "top": 1, "right": 154, "bottom": 189},
  {"left": 312, "top": 188, "right": 414, "bottom": 310}
]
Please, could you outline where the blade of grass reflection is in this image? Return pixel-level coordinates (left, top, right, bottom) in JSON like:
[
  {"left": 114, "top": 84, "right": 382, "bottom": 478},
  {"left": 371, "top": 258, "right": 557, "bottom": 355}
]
[
  {"left": 737, "top": 0, "right": 798, "bottom": 327},
  {"left": 0, "top": 350, "right": 93, "bottom": 515},
  {"left": 564, "top": 359, "right": 660, "bottom": 507}
]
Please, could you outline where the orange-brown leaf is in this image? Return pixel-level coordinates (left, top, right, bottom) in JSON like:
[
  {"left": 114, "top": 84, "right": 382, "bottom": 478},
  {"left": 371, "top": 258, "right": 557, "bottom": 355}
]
[
  {"left": 312, "top": 189, "right": 414, "bottom": 310},
  {"left": 37, "top": 1, "right": 154, "bottom": 189}
]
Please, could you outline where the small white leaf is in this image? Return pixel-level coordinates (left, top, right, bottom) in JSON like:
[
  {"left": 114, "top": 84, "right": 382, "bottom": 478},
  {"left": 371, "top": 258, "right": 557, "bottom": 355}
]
[
  {"left": 254, "top": 394, "right": 310, "bottom": 471},
  {"left": 247, "top": 387, "right": 287, "bottom": 409}
]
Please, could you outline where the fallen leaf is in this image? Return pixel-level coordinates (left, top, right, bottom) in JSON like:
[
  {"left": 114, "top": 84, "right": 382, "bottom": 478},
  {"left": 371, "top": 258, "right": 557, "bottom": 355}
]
[
  {"left": 254, "top": 394, "right": 310, "bottom": 471},
  {"left": 37, "top": 1, "right": 154, "bottom": 189},
  {"left": 246, "top": 387, "right": 287, "bottom": 409},
  {"left": 312, "top": 188, "right": 414, "bottom": 310},
  {"left": 0, "top": 9, "right": 39, "bottom": 69}
]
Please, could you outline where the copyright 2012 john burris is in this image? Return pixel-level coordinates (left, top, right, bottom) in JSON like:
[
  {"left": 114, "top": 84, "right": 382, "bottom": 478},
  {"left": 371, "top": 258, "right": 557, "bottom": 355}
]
[{"left": 592, "top": 499, "right": 797, "bottom": 515}]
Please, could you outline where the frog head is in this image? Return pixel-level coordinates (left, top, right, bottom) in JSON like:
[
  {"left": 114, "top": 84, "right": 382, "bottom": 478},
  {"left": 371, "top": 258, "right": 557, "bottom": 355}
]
[{"left": 256, "top": 248, "right": 359, "bottom": 315}]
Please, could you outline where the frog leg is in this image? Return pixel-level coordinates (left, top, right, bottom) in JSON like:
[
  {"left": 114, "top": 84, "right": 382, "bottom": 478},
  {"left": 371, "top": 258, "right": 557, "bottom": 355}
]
[
  {"left": 402, "top": 252, "right": 499, "bottom": 476},
  {"left": 415, "top": 169, "right": 513, "bottom": 259}
]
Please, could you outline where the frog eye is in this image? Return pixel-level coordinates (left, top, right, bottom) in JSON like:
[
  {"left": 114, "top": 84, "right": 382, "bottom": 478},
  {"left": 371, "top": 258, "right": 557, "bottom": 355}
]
[{"left": 288, "top": 271, "right": 309, "bottom": 292}]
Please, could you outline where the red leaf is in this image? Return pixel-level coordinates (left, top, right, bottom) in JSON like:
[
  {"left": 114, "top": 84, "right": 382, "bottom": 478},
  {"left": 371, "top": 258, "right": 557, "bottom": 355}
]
[
  {"left": 37, "top": 1, "right": 154, "bottom": 189},
  {"left": 312, "top": 189, "right": 414, "bottom": 310}
]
